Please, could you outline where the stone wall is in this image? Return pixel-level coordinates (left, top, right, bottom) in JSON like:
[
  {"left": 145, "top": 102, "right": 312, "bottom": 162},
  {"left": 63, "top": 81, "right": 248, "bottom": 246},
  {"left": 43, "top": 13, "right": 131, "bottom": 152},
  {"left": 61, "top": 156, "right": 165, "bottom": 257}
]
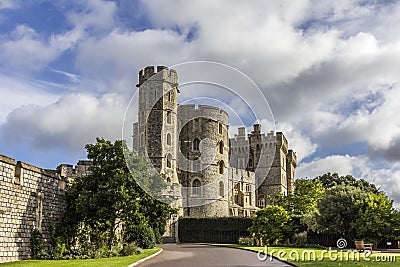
[{"left": 0, "top": 154, "right": 67, "bottom": 263}]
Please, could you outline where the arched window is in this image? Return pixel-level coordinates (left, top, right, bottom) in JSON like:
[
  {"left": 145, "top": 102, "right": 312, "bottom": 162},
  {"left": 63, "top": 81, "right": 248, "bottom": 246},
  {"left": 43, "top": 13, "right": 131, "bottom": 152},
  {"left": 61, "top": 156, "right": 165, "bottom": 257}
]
[
  {"left": 166, "top": 154, "right": 172, "bottom": 168},
  {"left": 218, "top": 141, "right": 224, "bottom": 154},
  {"left": 166, "top": 177, "right": 171, "bottom": 183},
  {"left": 192, "top": 179, "right": 201, "bottom": 195},
  {"left": 219, "top": 181, "right": 224, "bottom": 197},
  {"left": 166, "top": 111, "right": 172, "bottom": 124},
  {"left": 219, "top": 161, "right": 224, "bottom": 174},
  {"left": 167, "top": 133, "right": 172, "bottom": 146},
  {"left": 193, "top": 138, "right": 200, "bottom": 151}
]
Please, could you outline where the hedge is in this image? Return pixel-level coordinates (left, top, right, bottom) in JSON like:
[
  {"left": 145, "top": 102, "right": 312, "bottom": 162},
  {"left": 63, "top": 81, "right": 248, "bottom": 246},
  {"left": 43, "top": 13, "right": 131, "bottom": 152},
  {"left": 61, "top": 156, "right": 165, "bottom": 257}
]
[{"left": 178, "top": 217, "right": 253, "bottom": 244}]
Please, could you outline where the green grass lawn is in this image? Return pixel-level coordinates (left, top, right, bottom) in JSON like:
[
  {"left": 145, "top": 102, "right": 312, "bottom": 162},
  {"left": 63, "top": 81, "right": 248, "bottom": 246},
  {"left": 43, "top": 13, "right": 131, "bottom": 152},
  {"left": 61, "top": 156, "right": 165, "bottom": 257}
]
[
  {"left": 0, "top": 248, "right": 161, "bottom": 267},
  {"left": 218, "top": 244, "right": 400, "bottom": 267}
]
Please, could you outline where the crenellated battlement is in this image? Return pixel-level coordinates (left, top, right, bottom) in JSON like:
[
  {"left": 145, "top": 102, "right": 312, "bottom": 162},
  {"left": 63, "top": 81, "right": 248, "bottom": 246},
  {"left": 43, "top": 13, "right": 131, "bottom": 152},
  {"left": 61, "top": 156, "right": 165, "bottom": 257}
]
[
  {"left": 137, "top": 65, "right": 178, "bottom": 87},
  {"left": 177, "top": 104, "right": 229, "bottom": 124}
]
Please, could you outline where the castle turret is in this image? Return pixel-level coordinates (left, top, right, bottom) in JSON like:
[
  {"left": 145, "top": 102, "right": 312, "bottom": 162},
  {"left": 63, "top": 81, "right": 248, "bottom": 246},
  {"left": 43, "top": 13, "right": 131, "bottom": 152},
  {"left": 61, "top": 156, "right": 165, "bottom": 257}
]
[{"left": 177, "top": 104, "right": 230, "bottom": 217}]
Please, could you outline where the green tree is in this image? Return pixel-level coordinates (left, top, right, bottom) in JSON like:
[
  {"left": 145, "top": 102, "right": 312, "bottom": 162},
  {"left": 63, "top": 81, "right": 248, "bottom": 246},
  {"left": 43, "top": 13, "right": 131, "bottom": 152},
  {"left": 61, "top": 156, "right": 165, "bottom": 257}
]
[
  {"left": 65, "top": 138, "right": 175, "bottom": 250},
  {"left": 248, "top": 205, "right": 291, "bottom": 245},
  {"left": 352, "top": 193, "right": 395, "bottom": 246},
  {"left": 316, "top": 172, "right": 378, "bottom": 193},
  {"left": 269, "top": 179, "right": 325, "bottom": 215},
  {"left": 316, "top": 184, "right": 369, "bottom": 237}
]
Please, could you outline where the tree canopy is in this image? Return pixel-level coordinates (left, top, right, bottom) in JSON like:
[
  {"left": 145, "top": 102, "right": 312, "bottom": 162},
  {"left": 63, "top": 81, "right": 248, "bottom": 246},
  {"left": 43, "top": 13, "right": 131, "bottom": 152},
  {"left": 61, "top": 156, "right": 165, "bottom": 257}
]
[{"left": 63, "top": 138, "right": 175, "bottom": 251}]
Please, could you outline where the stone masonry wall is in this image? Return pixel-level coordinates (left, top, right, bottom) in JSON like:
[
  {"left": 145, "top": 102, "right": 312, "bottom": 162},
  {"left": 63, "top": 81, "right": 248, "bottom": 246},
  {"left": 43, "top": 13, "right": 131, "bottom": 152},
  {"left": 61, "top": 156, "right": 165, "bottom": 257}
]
[{"left": 0, "top": 154, "right": 67, "bottom": 263}]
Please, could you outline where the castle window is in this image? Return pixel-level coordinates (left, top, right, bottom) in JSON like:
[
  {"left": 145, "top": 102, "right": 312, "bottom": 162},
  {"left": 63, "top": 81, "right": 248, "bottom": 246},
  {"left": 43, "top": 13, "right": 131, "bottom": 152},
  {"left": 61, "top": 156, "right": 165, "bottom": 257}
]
[
  {"left": 140, "top": 133, "right": 144, "bottom": 146},
  {"left": 167, "top": 91, "right": 171, "bottom": 101},
  {"left": 193, "top": 161, "right": 200, "bottom": 172},
  {"left": 167, "top": 133, "right": 172, "bottom": 146},
  {"left": 192, "top": 179, "right": 201, "bottom": 195},
  {"left": 193, "top": 138, "right": 200, "bottom": 151},
  {"left": 194, "top": 119, "right": 199, "bottom": 132},
  {"left": 258, "top": 198, "right": 265, "bottom": 208},
  {"left": 234, "top": 194, "right": 239, "bottom": 204},
  {"left": 166, "top": 154, "right": 172, "bottom": 168},
  {"left": 166, "top": 111, "right": 172, "bottom": 124},
  {"left": 219, "top": 161, "right": 225, "bottom": 174},
  {"left": 219, "top": 123, "right": 223, "bottom": 134},
  {"left": 219, "top": 181, "right": 224, "bottom": 197},
  {"left": 154, "top": 90, "right": 157, "bottom": 100},
  {"left": 218, "top": 141, "right": 224, "bottom": 154}
]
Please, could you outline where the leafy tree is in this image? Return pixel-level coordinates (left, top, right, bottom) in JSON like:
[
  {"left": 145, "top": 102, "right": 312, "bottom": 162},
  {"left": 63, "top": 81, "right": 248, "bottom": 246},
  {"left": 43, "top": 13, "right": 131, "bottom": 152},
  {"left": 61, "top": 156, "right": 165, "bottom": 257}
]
[
  {"left": 248, "top": 205, "right": 291, "bottom": 245},
  {"left": 316, "top": 172, "right": 378, "bottom": 193},
  {"left": 352, "top": 193, "right": 395, "bottom": 246},
  {"left": 270, "top": 179, "right": 325, "bottom": 215},
  {"left": 64, "top": 138, "right": 175, "bottom": 250},
  {"left": 316, "top": 184, "right": 369, "bottom": 237}
]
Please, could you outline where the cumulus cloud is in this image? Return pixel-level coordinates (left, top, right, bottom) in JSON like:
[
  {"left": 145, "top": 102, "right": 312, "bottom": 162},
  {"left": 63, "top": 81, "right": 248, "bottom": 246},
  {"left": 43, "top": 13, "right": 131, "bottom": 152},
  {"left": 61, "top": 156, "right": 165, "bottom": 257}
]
[
  {"left": 1, "top": 0, "right": 400, "bottom": 206},
  {"left": 1, "top": 93, "right": 129, "bottom": 150},
  {"left": 0, "top": 25, "right": 81, "bottom": 71}
]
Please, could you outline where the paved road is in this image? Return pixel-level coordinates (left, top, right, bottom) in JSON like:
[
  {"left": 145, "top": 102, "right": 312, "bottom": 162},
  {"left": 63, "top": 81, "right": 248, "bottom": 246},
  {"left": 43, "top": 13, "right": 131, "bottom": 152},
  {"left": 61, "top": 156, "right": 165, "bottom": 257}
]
[{"left": 138, "top": 244, "right": 293, "bottom": 267}]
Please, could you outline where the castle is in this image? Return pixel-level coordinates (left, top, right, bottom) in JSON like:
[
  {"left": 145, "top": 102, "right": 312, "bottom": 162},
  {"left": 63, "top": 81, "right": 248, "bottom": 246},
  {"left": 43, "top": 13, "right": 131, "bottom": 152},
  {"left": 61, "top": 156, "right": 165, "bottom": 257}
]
[
  {"left": 0, "top": 65, "right": 297, "bottom": 262},
  {"left": 131, "top": 66, "right": 297, "bottom": 219}
]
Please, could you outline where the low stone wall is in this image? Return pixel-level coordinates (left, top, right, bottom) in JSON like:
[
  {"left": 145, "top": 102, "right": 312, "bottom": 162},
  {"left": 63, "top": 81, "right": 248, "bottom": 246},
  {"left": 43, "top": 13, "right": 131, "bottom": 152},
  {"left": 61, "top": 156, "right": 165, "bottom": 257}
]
[{"left": 0, "top": 154, "right": 67, "bottom": 263}]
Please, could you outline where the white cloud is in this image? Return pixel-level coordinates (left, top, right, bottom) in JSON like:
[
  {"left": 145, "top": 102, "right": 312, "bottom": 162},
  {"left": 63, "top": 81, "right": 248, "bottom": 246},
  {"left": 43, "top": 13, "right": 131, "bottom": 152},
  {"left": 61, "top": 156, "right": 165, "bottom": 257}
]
[
  {"left": 0, "top": 0, "right": 16, "bottom": 10},
  {"left": 0, "top": 74, "right": 59, "bottom": 123},
  {"left": 0, "top": 25, "right": 81, "bottom": 71},
  {"left": 1, "top": 92, "right": 129, "bottom": 150}
]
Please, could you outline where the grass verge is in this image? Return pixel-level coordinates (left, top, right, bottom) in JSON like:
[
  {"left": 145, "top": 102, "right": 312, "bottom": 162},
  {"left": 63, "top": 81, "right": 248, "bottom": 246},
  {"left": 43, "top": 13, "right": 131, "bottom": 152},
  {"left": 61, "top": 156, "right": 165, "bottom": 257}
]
[
  {"left": 216, "top": 244, "right": 400, "bottom": 267},
  {"left": 0, "top": 248, "right": 161, "bottom": 267}
]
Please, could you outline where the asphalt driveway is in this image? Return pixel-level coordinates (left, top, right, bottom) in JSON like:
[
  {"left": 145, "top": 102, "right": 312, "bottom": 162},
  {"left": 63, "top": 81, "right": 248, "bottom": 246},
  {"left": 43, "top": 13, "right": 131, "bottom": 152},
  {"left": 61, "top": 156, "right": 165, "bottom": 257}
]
[{"left": 137, "top": 244, "right": 293, "bottom": 267}]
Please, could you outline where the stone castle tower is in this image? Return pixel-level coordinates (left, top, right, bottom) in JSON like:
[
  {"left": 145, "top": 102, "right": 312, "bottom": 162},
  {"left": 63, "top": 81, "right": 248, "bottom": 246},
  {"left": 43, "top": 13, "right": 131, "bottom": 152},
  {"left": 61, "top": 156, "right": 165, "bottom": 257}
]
[
  {"left": 133, "top": 66, "right": 180, "bottom": 184},
  {"left": 132, "top": 65, "right": 297, "bottom": 218}
]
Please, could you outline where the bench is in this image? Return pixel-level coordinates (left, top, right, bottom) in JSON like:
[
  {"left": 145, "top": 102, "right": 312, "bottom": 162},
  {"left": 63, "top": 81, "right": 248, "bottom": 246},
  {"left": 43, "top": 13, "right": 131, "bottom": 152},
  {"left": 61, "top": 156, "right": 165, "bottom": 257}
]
[{"left": 355, "top": 241, "right": 373, "bottom": 252}]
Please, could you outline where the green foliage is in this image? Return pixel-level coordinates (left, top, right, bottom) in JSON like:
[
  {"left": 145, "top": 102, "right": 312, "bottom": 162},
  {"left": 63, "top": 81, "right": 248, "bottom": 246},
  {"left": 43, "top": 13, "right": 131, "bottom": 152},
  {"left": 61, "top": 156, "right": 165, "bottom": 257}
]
[
  {"left": 316, "top": 172, "right": 378, "bottom": 193},
  {"left": 238, "top": 237, "right": 255, "bottom": 246},
  {"left": 59, "top": 138, "right": 174, "bottom": 255},
  {"left": 30, "top": 229, "right": 48, "bottom": 259},
  {"left": 120, "top": 243, "right": 144, "bottom": 256},
  {"left": 126, "top": 225, "right": 156, "bottom": 249},
  {"left": 316, "top": 184, "right": 369, "bottom": 236},
  {"left": 248, "top": 205, "right": 292, "bottom": 245},
  {"left": 352, "top": 193, "right": 395, "bottom": 246}
]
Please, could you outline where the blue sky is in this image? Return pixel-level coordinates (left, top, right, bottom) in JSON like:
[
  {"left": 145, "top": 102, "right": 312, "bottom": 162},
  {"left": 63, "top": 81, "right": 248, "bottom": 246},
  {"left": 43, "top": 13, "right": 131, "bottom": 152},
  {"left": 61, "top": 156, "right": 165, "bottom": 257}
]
[{"left": 1, "top": 0, "right": 400, "bottom": 207}]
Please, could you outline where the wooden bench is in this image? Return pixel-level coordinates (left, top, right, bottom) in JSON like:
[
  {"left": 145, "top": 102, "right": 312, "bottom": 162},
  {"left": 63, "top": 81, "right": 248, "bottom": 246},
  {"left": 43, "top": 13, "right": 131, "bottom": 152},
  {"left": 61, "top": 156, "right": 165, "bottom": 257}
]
[{"left": 355, "top": 241, "right": 373, "bottom": 252}]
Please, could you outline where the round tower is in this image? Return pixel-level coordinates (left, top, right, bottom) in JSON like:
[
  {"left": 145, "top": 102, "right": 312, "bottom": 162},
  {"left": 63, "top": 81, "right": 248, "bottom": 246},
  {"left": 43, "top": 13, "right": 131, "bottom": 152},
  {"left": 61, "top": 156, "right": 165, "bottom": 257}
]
[{"left": 177, "top": 104, "right": 230, "bottom": 217}]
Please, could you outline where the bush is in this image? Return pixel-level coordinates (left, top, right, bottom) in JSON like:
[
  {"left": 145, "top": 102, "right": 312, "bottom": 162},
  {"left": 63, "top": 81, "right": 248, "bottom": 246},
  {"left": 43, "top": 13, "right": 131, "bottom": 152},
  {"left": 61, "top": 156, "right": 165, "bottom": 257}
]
[
  {"left": 30, "top": 229, "right": 48, "bottom": 259},
  {"left": 120, "top": 243, "right": 144, "bottom": 256},
  {"left": 238, "top": 237, "right": 255, "bottom": 246},
  {"left": 127, "top": 225, "right": 156, "bottom": 249}
]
